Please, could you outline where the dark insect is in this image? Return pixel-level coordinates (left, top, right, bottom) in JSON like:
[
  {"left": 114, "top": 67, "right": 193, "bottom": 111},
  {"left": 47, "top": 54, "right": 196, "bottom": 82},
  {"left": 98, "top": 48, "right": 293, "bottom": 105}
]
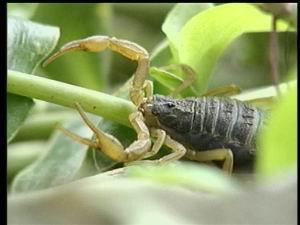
[{"left": 143, "top": 95, "right": 265, "bottom": 172}]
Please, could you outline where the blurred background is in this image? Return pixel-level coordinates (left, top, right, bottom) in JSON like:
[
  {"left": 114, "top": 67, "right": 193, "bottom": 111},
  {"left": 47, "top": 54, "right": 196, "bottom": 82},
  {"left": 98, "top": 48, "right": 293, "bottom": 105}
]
[{"left": 8, "top": 3, "right": 297, "bottom": 93}]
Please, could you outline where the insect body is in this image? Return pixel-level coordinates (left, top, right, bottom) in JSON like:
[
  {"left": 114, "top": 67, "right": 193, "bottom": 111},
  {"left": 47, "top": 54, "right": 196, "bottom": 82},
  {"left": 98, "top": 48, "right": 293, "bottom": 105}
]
[
  {"left": 142, "top": 95, "right": 264, "bottom": 171},
  {"left": 44, "top": 35, "right": 265, "bottom": 174}
]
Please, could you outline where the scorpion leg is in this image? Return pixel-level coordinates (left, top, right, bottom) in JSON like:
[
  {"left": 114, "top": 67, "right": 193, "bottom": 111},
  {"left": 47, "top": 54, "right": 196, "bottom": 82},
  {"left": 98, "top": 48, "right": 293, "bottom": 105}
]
[
  {"left": 73, "top": 102, "right": 151, "bottom": 162},
  {"left": 201, "top": 84, "right": 241, "bottom": 97},
  {"left": 157, "top": 135, "right": 187, "bottom": 164},
  {"left": 43, "top": 35, "right": 150, "bottom": 106},
  {"left": 244, "top": 96, "right": 274, "bottom": 108},
  {"left": 54, "top": 123, "right": 99, "bottom": 149},
  {"left": 159, "top": 64, "right": 196, "bottom": 97},
  {"left": 142, "top": 128, "right": 166, "bottom": 159},
  {"left": 185, "top": 148, "right": 234, "bottom": 174},
  {"left": 143, "top": 80, "right": 154, "bottom": 102},
  {"left": 158, "top": 64, "right": 241, "bottom": 97},
  {"left": 126, "top": 132, "right": 186, "bottom": 166}
]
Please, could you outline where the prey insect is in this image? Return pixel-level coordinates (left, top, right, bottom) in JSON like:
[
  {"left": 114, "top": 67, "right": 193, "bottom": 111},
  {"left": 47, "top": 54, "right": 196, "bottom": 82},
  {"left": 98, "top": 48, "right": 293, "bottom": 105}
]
[{"left": 43, "top": 36, "right": 265, "bottom": 174}]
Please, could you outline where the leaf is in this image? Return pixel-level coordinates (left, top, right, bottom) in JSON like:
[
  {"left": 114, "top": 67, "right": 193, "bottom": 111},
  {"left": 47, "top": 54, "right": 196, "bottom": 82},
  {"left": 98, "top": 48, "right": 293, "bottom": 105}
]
[
  {"left": 162, "top": 3, "right": 213, "bottom": 59},
  {"left": 8, "top": 171, "right": 297, "bottom": 225},
  {"left": 155, "top": 3, "right": 212, "bottom": 95},
  {"left": 7, "top": 17, "right": 59, "bottom": 142},
  {"left": 7, "top": 95, "right": 34, "bottom": 143},
  {"left": 127, "top": 162, "right": 239, "bottom": 194},
  {"left": 256, "top": 83, "right": 297, "bottom": 177},
  {"left": 12, "top": 110, "right": 76, "bottom": 142},
  {"left": 31, "top": 3, "right": 112, "bottom": 90},
  {"left": 7, "top": 3, "right": 39, "bottom": 19},
  {"left": 11, "top": 117, "right": 98, "bottom": 193},
  {"left": 150, "top": 39, "right": 174, "bottom": 67},
  {"left": 177, "top": 3, "right": 289, "bottom": 93},
  {"left": 8, "top": 141, "right": 45, "bottom": 183}
]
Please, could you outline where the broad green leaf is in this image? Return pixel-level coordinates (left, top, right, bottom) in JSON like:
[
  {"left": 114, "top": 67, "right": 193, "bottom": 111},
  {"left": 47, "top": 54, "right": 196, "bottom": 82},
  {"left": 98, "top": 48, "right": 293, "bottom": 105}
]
[
  {"left": 7, "top": 3, "right": 39, "bottom": 19},
  {"left": 32, "top": 4, "right": 112, "bottom": 90},
  {"left": 256, "top": 83, "right": 297, "bottom": 177},
  {"left": 12, "top": 111, "right": 76, "bottom": 142},
  {"left": 8, "top": 171, "right": 296, "bottom": 224},
  {"left": 11, "top": 117, "right": 98, "bottom": 193},
  {"left": 162, "top": 3, "right": 213, "bottom": 59},
  {"left": 150, "top": 39, "right": 178, "bottom": 95},
  {"left": 150, "top": 39, "right": 174, "bottom": 67},
  {"left": 7, "top": 17, "right": 59, "bottom": 142},
  {"left": 7, "top": 17, "right": 59, "bottom": 84},
  {"left": 156, "top": 3, "right": 212, "bottom": 95},
  {"left": 127, "top": 162, "right": 239, "bottom": 194},
  {"left": 178, "top": 3, "right": 289, "bottom": 93},
  {"left": 7, "top": 95, "right": 34, "bottom": 143},
  {"left": 8, "top": 141, "right": 45, "bottom": 183}
]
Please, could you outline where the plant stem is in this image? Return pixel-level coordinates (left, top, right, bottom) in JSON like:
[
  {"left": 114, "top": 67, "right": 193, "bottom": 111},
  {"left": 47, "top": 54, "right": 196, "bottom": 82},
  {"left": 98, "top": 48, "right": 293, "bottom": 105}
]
[{"left": 7, "top": 70, "right": 135, "bottom": 127}]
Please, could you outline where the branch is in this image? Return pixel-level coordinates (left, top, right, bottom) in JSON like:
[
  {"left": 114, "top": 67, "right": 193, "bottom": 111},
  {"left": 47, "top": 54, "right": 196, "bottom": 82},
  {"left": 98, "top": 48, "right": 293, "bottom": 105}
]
[{"left": 7, "top": 70, "right": 135, "bottom": 127}]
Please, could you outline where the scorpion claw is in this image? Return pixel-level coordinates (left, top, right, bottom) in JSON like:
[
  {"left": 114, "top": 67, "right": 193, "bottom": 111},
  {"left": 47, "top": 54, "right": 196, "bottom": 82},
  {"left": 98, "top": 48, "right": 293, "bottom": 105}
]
[
  {"left": 42, "top": 36, "right": 111, "bottom": 67},
  {"left": 42, "top": 42, "right": 81, "bottom": 67}
]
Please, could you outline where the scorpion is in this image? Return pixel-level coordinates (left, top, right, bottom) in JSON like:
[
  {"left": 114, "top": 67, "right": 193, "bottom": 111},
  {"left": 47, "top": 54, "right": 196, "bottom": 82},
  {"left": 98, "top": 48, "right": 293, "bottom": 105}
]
[{"left": 43, "top": 36, "right": 266, "bottom": 174}]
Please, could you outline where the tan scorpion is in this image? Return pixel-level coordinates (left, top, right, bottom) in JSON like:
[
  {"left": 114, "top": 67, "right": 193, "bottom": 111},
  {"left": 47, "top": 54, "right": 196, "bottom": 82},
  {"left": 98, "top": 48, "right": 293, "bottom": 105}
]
[{"left": 43, "top": 36, "right": 266, "bottom": 174}]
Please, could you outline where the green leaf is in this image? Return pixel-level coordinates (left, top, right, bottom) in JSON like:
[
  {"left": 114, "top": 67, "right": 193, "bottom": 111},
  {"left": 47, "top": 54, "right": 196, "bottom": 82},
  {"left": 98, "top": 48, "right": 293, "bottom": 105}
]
[
  {"left": 150, "top": 39, "right": 174, "bottom": 67},
  {"left": 7, "top": 95, "right": 34, "bottom": 143},
  {"left": 8, "top": 141, "right": 45, "bottom": 183},
  {"left": 162, "top": 3, "right": 213, "bottom": 59},
  {"left": 256, "top": 83, "right": 297, "bottom": 177},
  {"left": 8, "top": 172, "right": 296, "bottom": 225},
  {"left": 150, "top": 39, "right": 179, "bottom": 95},
  {"left": 148, "top": 4, "right": 212, "bottom": 96},
  {"left": 7, "top": 3, "right": 39, "bottom": 20},
  {"left": 31, "top": 3, "right": 112, "bottom": 90},
  {"left": 7, "top": 17, "right": 59, "bottom": 142},
  {"left": 177, "top": 3, "right": 289, "bottom": 93},
  {"left": 11, "top": 117, "right": 98, "bottom": 193},
  {"left": 127, "top": 162, "right": 239, "bottom": 194},
  {"left": 12, "top": 110, "right": 76, "bottom": 142}
]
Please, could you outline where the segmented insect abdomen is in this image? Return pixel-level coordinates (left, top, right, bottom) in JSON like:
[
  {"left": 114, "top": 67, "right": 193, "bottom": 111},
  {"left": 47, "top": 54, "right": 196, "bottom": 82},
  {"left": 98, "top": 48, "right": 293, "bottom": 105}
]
[
  {"left": 192, "top": 97, "right": 263, "bottom": 148},
  {"left": 152, "top": 95, "right": 264, "bottom": 152}
]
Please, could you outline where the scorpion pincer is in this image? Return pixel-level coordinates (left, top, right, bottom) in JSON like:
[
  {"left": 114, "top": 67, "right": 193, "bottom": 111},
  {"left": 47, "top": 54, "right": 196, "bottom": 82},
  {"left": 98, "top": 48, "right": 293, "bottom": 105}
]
[{"left": 43, "top": 35, "right": 266, "bottom": 174}]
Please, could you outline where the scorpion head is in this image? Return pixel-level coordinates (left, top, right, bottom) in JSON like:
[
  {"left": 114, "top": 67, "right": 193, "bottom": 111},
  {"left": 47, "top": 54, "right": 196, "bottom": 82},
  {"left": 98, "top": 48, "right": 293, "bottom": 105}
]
[{"left": 139, "top": 95, "right": 178, "bottom": 128}]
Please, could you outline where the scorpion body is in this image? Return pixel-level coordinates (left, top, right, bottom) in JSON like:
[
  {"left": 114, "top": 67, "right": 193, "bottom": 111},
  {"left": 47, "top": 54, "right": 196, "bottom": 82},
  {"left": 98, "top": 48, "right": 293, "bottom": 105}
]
[
  {"left": 44, "top": 35, "right": 267, "bottom": 173},
  {"left": 142, "top": 95, "right": 265, "bottom": 170}
]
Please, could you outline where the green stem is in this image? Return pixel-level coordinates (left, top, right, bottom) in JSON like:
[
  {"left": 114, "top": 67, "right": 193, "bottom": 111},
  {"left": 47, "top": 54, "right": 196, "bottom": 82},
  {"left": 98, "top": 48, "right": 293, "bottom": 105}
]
[{"left": 7, "top": 70, "right": 135, "bottom": 127}]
